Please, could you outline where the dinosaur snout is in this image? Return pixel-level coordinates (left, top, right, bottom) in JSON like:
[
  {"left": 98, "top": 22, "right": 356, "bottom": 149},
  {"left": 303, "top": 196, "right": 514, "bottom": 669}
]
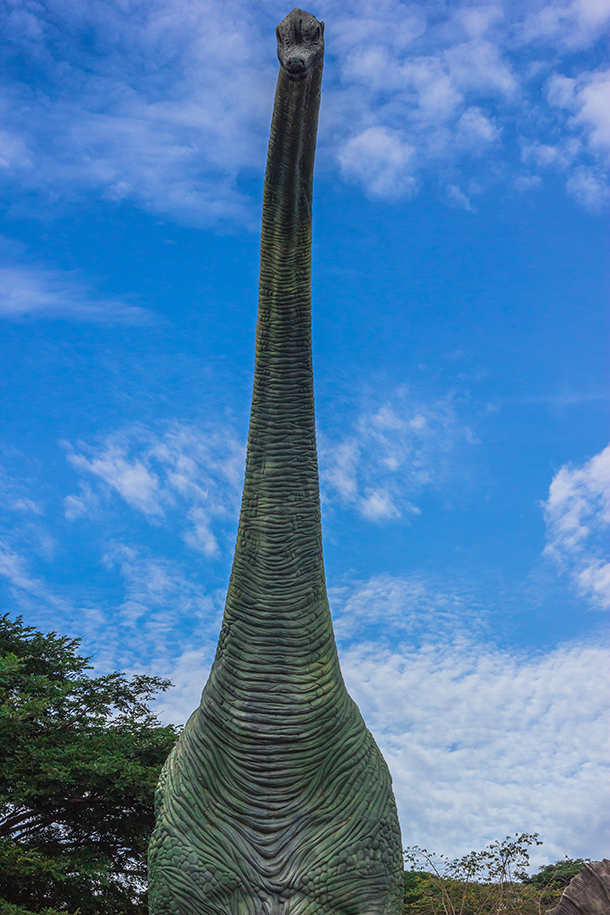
[{"left": 284, "top": 54, "right": 307, "bottom": 78}]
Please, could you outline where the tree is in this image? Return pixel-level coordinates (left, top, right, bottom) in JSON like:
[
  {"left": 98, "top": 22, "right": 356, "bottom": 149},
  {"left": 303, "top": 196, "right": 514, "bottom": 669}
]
[
  {"left": 403, "top": 833, "right": 569, "bottom": 914},
  {"left": 0, "top": 614, "right": 179, "bottom": 914},
  {"left": 521, "top": 857, "right": 587, "bottom": 891}
]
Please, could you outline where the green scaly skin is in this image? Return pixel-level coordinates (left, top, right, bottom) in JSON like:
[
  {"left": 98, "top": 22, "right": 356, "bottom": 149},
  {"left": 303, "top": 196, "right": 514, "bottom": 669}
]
[{"left": 148, "top": 10, "right": 404, "bottom": 915}]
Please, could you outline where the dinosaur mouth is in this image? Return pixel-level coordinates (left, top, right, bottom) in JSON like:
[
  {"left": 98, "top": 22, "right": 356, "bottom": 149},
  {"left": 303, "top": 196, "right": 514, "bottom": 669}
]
[
  {"left": 281, "top": 52, "right": 320, "bottom": 81},
  {"left": 284, "top": 55, "right": 308, "bottom": 79}
]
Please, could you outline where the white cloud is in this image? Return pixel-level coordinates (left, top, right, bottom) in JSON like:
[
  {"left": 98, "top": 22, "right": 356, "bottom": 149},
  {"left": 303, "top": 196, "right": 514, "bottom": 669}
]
[
  {"left": 338, "top": 127, "right": 417, "bottom": 198},
  {"left": 446, "top": 183, "right": 475, "bottom": 210},
  {"left": 455, "top": 107, "right": 501, "bottom": 152},
  {"left": 360, "top": 488, "right": 403, "bottom": 521},
  {"left": 0, "top": 541, "right": 44, "bottom": 596},
  {"left": 63, "top": 484, "right": 99, "bottom": 521},
  {"left": 542, "top": 443, "right": 610, "bottom": 609},
  {"left": 0, "top": 0, "right": 273, "bottom": 226},
  {"left": 64, "top": 422, "right": 245, "bottom": 555},
  {"left": 533, "top": 66, "right": 610, "bottom": 208},
  {"left": 341, "top": 634, "right": 609, "bottom": 864},
  {"left": 320, "top": 389, "right": 474, "bottom": 522},
  {"left": 442, "top": 35, "right": 517, "bottom": 98},
  {"left": 522, "top": 0, "right": 610, "bottom": 49},
  {"left": 96, "top": 542, "right": 221, "bottom": 673},
  {"left": 329, "top": 573, "right": 486, "bottom": 645},
  {"left": 0, "top": 463, "right": 46, "bottom": 515},
  {"left": 0, "top": 128, "right": 31, "bottom": 170},
  {"left": 11, "top": 497, "right": 44, "bottom": 515},
  {"left": 514, "top": 173, "right": 543, "bottom": 193},
  {"left": 0, "top": 538, "right": 70, "bottom": 618},
  {"left": 0, "top": 0, "right": 608, "bottom": 221},
  {"left": 520, "top": 126, "right": 609, "bottom": 211},
  {"left": 68, "top": 448, "right": 164, "bottom": 516},
  {"left": 565, "top": 165, "right": 610, "bottom": 209},
  {"left": 521, "top": 137, "right": 581, "bottom": 170},
  {"left": 572, "top": 69, "right": 610, "bottom": 157},
  {"left": 329, "top": 3, "right": 516, "bottom": 198},
  {"left": 0, "top": 263, "right": 150, "bottom": 322},
  {"left": 546, "top": 73, "right": 578, "bottom": 108},
  {"left": 0, "top": 266, "right": 151, "bottom": 324}
]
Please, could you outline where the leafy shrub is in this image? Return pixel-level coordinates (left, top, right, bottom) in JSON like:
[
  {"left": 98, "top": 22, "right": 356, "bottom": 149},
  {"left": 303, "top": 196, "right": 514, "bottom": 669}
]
[{"left": 403, "top": 833, "right": 572, "bottom": 914}]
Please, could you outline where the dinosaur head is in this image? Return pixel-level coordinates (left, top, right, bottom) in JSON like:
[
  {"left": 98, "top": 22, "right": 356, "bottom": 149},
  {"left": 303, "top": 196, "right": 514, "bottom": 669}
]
[{"left": 276, "top": 9, "right": 324, "bottom": 81}]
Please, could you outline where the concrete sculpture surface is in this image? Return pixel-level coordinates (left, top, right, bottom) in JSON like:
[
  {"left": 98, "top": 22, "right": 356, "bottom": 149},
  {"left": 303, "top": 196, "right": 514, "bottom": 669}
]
[
  {"left": 547, "top": 861, "right": 610, "bottom": 915},
  {"left": 148, "top": 10, "right": 403, "bottom": 915}
]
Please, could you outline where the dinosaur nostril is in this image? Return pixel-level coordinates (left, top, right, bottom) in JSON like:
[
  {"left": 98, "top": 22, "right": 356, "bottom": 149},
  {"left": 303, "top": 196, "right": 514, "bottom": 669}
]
[{"left": 288, "top": 55, "right": 306, "bottom": 72}]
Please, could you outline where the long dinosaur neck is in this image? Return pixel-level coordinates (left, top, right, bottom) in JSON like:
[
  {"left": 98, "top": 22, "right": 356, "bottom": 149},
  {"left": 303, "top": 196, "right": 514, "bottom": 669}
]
[
  {"left": 220, "top": 55, "right": 329, "bottom": 666},
  {"left": 149, "top": 19, "right": 405, "bottom": 911}
]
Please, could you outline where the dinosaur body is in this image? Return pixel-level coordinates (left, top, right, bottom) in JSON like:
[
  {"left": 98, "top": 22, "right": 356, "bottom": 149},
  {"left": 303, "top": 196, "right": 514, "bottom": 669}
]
[{"left": 148, "top": 11, "right": 403, "bottom": 915}]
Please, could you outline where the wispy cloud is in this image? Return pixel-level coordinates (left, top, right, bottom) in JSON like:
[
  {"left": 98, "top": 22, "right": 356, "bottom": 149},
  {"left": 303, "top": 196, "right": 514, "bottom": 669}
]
[
  {"left": 0, "top": 262, "right": 150, "bottom": 322},
  {"left": 0, "top": 537, "right": 71, "bottom": 622},
  {"left": 0, "top": 462, "right": 45, "bottom": 516},
  {"left": 64, "top": 422, "right": 245, "bottom": 555},
  {"left": 0, "top": 540, "right": 46, "bottom": 597},
  {"left": 542, "top": 442, "right": 610, "bottom": 609},
  {"left": 330, "top": 573, "right": 487, "bottom": 645},
  {"left": 320, "top": 388, "right": 474, "bottom": 522},
  {"left": 0, "top": 450, "right": 224, "bottom": 679},
  {"left": 64, "top": 396, "right": 473, "bottom": 541},
  {"left": 341, "top": 633, "right": 609, "bottom": 865},
  {"left": 0, "top": 535, "right": 221, "bottom": 689},
  {"left": 0, "top": 0, "right": 607, "bottom": 223},
  {"left": 328, "top": 1, "right": 512, "bottom": 199},
  {"left": 0, "top": 0, "right": 274, "bottom": 226},
  {"left": 326, "top": 0, "right": 609, "bottom": 207},
  {"left": 519, "top": 66, "right": 610, "bottom": 211},
  {"left": 95, "top": 542, "right": 222, "bottom": 674},
  {"left": 520, "top": 0, "right": 610, "bottom": 50},
  {"left": 338, "top": 127, "right": 418, "bottom": 199}
]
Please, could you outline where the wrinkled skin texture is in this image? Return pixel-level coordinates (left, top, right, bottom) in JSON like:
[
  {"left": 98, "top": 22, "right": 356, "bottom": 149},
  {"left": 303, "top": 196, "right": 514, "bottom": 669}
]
[
  {"left": 148, "top": 10, "right": 404, "bottom": 915},
  {"left": 547, "top": 861, "right": 610, "bottom": 915}
]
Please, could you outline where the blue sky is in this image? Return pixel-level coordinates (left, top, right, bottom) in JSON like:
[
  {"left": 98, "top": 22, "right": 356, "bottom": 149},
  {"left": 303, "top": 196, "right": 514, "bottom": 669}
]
[{"left": 1, "top": 0, "right": 609, "bottom": 869}]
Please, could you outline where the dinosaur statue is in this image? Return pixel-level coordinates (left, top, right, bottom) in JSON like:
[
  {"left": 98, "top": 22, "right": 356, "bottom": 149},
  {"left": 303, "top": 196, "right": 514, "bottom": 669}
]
[
  {"left": 148, "top": 10, "right": 404, "bottom": 915},
  {"left": 547, "top": 860, "right": 610, "bottom": 915}
]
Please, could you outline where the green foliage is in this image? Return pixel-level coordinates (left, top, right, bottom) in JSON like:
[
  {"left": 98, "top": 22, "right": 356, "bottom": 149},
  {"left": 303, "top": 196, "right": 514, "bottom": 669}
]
[
  {"left": 403, "top": 833, "right": 569, "bottom": 914},
  {"left": 0, "top": 901, "right": 65, "bottom": 915},
  {"left": 0, "top": 614, "right": 179, "bottom": 914},
  {"left": 404, "top": 871, "right": 433, "bottom": 906},
  {"left": 521, "top": 857, "right": 587, "bottom": 891}
]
